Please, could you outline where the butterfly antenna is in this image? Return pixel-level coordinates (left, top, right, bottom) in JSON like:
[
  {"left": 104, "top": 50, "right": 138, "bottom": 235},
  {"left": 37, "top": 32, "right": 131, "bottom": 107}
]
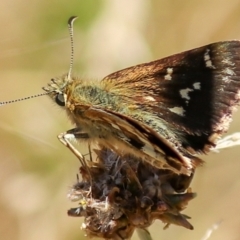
[
  {"left": 0, "top": 92, "right": 48, "bottom": 106},
  {"left": 67, "top": 16, "right": 78, "bottom": 81}
]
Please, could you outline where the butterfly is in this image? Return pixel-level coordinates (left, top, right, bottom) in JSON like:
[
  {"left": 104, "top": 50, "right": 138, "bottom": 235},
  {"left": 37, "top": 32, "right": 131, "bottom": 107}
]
[{"left": 42, "top": 16, "right": 240, "bottom": 176}]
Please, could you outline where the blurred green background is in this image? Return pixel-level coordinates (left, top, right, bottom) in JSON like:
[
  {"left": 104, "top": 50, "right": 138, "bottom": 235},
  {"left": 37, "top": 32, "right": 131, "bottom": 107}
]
[{"left": 1, "top": 0, "right": 240, "bottom": 239}]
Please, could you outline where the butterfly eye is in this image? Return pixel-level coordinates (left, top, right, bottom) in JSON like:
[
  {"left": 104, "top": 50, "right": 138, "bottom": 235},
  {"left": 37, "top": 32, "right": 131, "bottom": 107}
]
[{"left": 55, "top": 93, "right": 65, "bottom": 106}]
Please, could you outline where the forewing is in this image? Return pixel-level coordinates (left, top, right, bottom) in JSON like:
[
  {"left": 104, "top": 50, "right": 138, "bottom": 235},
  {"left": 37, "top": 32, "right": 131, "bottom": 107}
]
[{"left": 102, "top": 41, "right": 240, "bottom": 153}]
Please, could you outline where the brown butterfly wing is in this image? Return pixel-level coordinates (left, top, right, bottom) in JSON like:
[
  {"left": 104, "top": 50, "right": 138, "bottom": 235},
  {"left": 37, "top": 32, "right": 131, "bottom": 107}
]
[{"left": 102, "top": 41, "right": 240, "bottom": 153}]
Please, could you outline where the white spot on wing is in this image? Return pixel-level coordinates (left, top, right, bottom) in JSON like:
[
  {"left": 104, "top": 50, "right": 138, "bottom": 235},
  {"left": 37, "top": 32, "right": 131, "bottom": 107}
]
[
  {"left": 204, "top": 49, "right": 215, "bottom": 69},
  {"left": 167, "top": 67, "right": 173, "bottom": 74},
  {"left": 179, "top": 83, "right": 201, "bottom": 105},
  {"left": 180, "top": 88, "right": 193, "bottom": 100},
  {"left": 193, "top": 82, "right": 201, "bottom": 89},
  {"left": 164, "top": 68, "right": 173, "bottom": 80},
  {"left": 169, "top": 106, "right": 185, "bottom": 116}
]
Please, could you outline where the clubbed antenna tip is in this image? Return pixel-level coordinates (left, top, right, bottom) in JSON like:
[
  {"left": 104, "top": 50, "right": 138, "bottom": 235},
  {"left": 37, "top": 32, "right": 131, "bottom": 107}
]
[{"left": 67, "top": 16, "right": 78, "bottom": 80}]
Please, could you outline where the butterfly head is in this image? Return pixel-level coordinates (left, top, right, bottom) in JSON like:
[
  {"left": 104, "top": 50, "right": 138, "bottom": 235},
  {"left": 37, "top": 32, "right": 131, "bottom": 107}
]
[{"left": 42, "top": 75, "right": 72, "bottom": 107}]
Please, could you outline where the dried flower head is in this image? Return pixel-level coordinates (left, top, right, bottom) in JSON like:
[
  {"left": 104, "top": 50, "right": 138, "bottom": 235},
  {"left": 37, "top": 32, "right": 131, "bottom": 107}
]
[{"left": 67, "top": 146, "right": 196, "bottom": 239}]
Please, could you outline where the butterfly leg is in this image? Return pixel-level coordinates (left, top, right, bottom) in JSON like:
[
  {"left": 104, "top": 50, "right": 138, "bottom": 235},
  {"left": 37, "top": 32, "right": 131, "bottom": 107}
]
[
  {"left": 58, "top": 128, "right": 89, "bottom": 167},
  {"left": 58, "top": 128, "right": 93, "bottom": 195}
]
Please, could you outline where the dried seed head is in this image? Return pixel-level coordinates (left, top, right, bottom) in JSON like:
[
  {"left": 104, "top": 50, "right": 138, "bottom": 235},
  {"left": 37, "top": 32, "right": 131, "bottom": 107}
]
[{"left": 67, "top": 146, "right": 196, "bottom": 239}]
